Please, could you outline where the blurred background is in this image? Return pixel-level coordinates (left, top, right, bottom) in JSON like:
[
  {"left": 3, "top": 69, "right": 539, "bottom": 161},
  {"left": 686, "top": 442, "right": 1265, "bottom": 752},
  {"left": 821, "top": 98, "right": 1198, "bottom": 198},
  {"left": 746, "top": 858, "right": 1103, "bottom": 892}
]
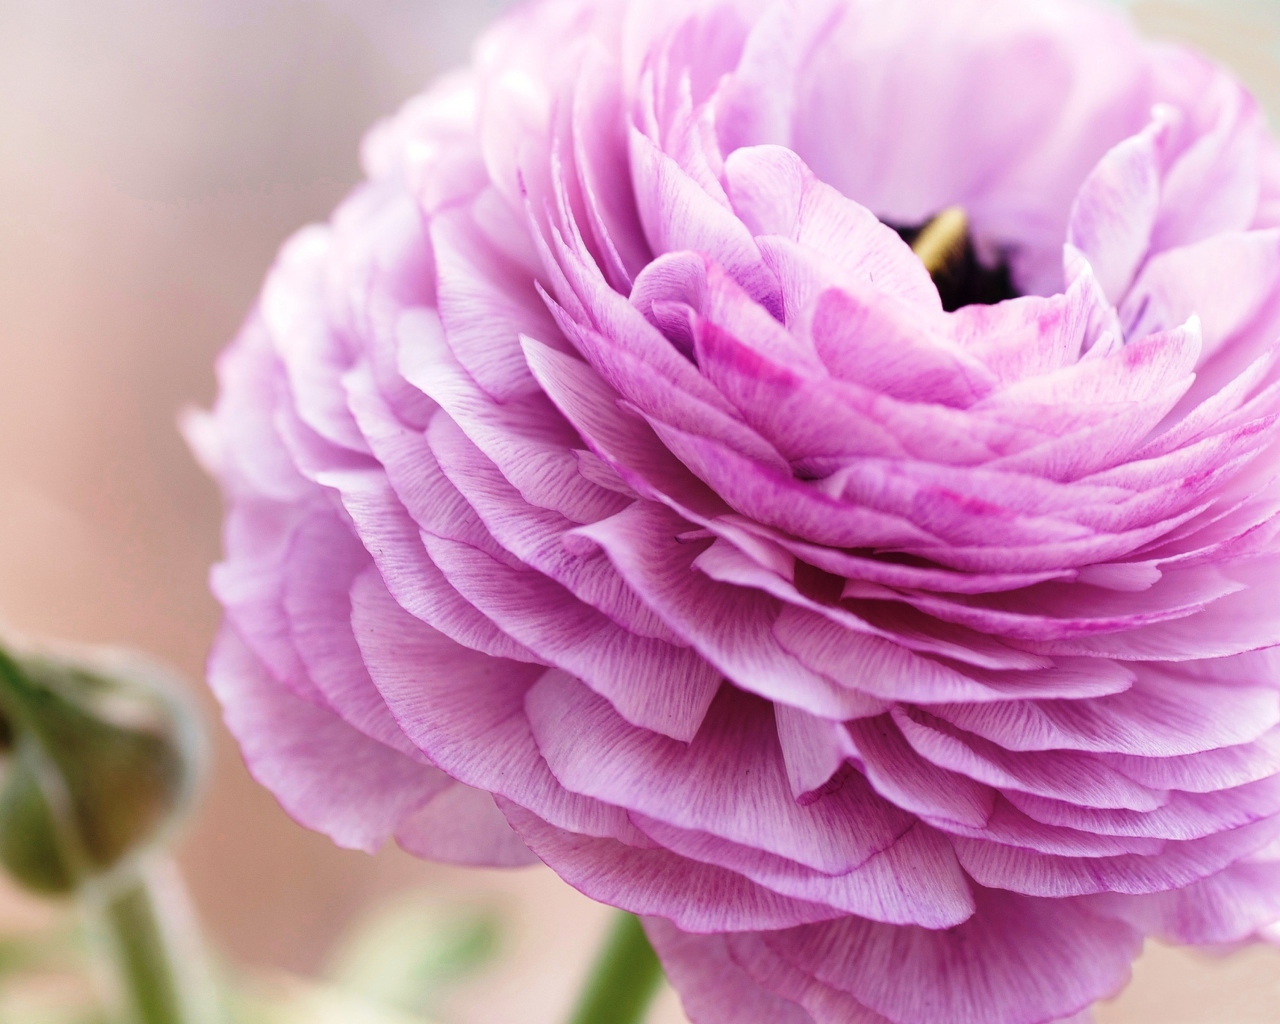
[{"left": 1, "top": 0, "right": 1280, "bottom": 1021}]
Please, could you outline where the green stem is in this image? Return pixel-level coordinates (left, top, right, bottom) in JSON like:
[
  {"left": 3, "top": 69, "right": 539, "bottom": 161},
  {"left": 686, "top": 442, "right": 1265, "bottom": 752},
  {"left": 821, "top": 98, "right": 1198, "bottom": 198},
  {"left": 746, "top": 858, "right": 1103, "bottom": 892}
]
[
  {"left": 567, "top": 912, "right": 665, "bottom": 1024},
  {"left": 91, "top": 858, "right": 219, "bottom": 1024}
]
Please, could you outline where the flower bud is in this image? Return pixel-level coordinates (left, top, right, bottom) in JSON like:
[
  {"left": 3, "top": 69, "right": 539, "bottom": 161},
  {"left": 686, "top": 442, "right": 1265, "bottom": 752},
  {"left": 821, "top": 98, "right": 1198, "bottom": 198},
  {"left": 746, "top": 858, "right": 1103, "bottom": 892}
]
[{"left": 0, "top": 646, "right": 203, "bottom": 895}]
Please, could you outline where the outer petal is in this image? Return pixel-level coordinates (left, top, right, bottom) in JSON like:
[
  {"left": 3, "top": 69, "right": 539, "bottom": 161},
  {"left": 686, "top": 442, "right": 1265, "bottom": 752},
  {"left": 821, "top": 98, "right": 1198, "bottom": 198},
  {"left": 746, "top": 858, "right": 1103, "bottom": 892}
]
[
  {"left": 207, "top": 624, "right": 448, "bottom": 854},
  {"left": 1087, "top": 857, "right": 1280, "bottom": 945},
  {"left": 644, "top": 919, "right": 818, "bottom": 1024},
  {"left": 762, "top": 888, "right": 1141, "bottom": 1024},
  {"left": 396, "top": 783, "right": 539, "bottom": 867},
  {"left": 501, "top": 802, "right": 842, "bottom": 932}
]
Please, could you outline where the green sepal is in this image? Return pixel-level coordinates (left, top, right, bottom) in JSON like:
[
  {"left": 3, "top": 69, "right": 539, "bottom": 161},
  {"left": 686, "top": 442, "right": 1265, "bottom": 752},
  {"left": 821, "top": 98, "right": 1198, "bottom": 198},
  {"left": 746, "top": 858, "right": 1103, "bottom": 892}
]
[{"left": 0, "top": 749, "right": 77, "bottom": 893}]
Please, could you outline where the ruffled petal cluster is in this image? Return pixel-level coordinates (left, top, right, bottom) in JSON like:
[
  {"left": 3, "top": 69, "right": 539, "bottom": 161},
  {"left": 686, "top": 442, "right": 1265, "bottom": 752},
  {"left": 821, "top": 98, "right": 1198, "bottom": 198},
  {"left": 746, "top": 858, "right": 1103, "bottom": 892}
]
[{"left": 191, "top": 1, "right": 1280, "bottom": 1021}]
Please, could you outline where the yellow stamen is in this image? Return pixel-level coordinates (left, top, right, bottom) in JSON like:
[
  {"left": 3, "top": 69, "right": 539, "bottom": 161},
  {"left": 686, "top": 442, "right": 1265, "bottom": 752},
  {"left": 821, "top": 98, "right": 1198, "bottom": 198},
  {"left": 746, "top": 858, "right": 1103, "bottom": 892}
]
[{"left": 911, "top": 206, "right": 969, "bottom": 278}]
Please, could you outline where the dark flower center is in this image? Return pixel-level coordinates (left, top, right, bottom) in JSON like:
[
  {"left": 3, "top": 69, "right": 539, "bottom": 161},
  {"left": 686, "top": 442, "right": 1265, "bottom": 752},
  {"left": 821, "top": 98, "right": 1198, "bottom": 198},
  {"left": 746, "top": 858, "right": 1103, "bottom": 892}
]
[{"left": 892, "top": 209, "right": 1020, "bottom": 312}]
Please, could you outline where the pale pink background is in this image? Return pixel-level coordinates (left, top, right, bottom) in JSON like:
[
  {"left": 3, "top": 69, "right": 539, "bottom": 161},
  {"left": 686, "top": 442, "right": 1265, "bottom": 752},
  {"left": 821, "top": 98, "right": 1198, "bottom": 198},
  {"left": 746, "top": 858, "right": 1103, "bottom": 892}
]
[{"left": 2, "top": 2, "right": 1280, "bottom": 1021}]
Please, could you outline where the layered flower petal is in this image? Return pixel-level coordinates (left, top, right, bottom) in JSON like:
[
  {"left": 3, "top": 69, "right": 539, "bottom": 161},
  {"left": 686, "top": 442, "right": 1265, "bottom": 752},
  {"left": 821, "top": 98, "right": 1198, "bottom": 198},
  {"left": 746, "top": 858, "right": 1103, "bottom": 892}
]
[{"left": 193, "top": 0, "right": 1280, "bottom": 1020}]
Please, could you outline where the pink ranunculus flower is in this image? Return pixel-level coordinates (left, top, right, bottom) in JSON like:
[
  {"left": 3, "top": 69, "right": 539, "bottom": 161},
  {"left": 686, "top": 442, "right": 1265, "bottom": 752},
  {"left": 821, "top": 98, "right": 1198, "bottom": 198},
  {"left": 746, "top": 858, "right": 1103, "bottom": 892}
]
[{"left": 188, "top": 0, "right": 1280, "bottom": 1020}]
